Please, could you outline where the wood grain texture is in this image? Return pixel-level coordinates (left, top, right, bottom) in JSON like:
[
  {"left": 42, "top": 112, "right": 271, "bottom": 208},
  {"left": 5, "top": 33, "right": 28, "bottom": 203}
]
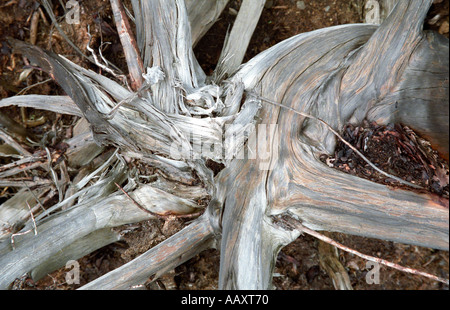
[
  {"left": 9, "top": 39, "right": 136, "bottom": 150},
  {"left": 131, "top": 0, "right": 204, "bottom": 114},
  {"left": 214, "top": 0, "right": 266, "bottom": 81},
  {"left": 110, "top": 0, "right": 144, "bottom": 90},
  {"left": 186, "top": 0, "right": 229, "bottom": 46},
  {"left": 216, "top": 0, "right": 448, "bottom": 289},
  {"left": 2, "top": 0, "right": 447, "bottom": 290},
  {"left": 79, "top": 216, "right": 215, "bottom": 290},
  {"left": 0, "top": 181, "right": 201, "bottom": 289}
]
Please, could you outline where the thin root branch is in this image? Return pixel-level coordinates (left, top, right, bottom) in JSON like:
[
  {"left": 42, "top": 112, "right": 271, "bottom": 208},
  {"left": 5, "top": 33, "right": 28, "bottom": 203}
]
[
  {"left": 10, "top": 202, "right": 38, "bottom": 250},
  {"left": 86, "top": 25, "right": 126, "bottom": 82},
  {"left": 254, "top": 93, "right": 424, "bottom": 190},
  {"left": 278, "top": 215, "right": 449, "bottom": 285}
]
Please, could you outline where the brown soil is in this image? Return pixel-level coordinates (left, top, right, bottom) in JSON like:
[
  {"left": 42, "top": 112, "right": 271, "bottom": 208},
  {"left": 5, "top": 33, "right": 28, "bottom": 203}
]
[
  {"left": 1, "top": 0, "right": 448, "bottom": 290},
  {"left": 320, "top": 121, "right": 449, "bottom": 198}
]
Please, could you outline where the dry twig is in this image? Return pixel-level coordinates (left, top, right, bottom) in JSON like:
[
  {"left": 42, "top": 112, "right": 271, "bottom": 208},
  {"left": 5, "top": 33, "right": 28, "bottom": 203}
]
[
  {"left": 277, "top": 215, "right": 449, "bottom": 285},
  {"left": 10, "top": 202, "right": 38, "bottom": 250},
  {"left": 29, "top": 10, "right": 39, "bottom": 45},
  {"left": 253, "top": 93, "right": 424, "bottom": 190},
  {"left": 110, "top": 0, "right": 144, "bottom": 90},
  {"left": 86, "top": 26, "right": 126, "bottom": 83}
]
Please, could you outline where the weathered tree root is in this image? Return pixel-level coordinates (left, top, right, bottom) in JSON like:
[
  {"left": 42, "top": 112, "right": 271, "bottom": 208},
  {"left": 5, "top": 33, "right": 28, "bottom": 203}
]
[
  {"left": 79, "top": 215, "right": 215, "bottom": 290},
  {"left": 0, "top": 0, "right": 447, "bottom": 290}
]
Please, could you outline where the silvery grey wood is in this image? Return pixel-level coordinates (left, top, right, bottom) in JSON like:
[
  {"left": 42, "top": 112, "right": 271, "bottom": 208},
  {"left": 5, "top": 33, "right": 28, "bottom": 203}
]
[
  {"left": 30, "top": 228, "right": 122, "bottom": 282},
  {"left": 214, "top": 0, "right": 448, "bottom": 289},
  {"left": 0, "top": 180, "right": 201, "bottom": 289},
  {"left": 185, "top": 0, "right": 229, "bottom": 46},
  {"left": 0, "top": 95, "right": 82, "bottom": 117},
  {"left": 65, "top": 125, "right": 104, "bottom": 168},
  {"left": 79, "top": 216, "right": 215, "bottom": 290},
  {"left": 0, "top": 0, "right": 447, "bottom": 290},
  {"left": 0, "top": 188, "right": 45, "bottom": 241},
  {"left": 213, "top": 0, "right": 266, "bottom": 81}
]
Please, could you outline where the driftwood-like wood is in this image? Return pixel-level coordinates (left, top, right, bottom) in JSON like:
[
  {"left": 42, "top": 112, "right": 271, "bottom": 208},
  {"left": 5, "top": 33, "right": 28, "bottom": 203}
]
[
  {"left": 9, "top": 39, "right": 137, "bottom": 151},
  {"left": 213, "top": 0, "right": 266, "bottom": 81},
  {"left": 0, "top": 178, "right": 202, "bottom": 289},
  {"left": 79, "top": 216, "right": 215, "bottom": 290},
  {"left": 0, "top": 0, "right": 447, "bottom": 290},
  {"left": 186, "top": 0, "right": 229, "bottom": 47},
  {"left": 0, "top": 95, "right": 81, "bottom": 117},
  {"left": 110, "top": 0, "right": 144, "bottom": 90},
  {"left": 0, "top": 188, "right": 46, "bottom": 241},
  {"left": 215, "top": 0, "right": 448, "bottom": 289},
  {"left": 30, "top": 228, "right": 122, "bottom": 282}
]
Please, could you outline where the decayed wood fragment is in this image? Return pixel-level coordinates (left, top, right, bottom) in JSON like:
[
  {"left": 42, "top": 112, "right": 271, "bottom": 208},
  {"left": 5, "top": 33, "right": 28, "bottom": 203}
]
[{"left": 110, "top": 0, "right": 144, "bottom": 90}]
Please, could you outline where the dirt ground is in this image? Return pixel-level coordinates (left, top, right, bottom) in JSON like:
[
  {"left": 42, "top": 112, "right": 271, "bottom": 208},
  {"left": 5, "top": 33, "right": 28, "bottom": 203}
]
[{"left": 0, "top": 0, "right": 449, "bottom": 290}]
